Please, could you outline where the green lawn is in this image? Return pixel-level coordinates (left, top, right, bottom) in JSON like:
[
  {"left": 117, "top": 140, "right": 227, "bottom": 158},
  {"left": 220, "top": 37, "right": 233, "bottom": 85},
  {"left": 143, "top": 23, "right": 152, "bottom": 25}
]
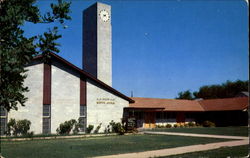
[
  {"left": 160, "top": 145, "right": 249, "bottom": 158},
  {"left": 147, "top": 126, "right": 248, "bottom": 136},
  {"left": 1, "top": 134, "right": 232, "bottom": 158}
]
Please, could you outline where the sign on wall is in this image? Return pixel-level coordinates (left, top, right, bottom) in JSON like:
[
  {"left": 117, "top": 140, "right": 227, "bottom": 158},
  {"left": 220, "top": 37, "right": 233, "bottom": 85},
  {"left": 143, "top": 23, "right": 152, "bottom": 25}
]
[{"left": 96, "top": 98, "right": 115, "bottom": 105}]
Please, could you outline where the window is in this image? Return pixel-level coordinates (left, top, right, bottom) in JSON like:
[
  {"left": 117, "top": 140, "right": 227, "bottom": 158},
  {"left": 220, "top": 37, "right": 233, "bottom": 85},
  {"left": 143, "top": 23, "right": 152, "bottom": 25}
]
[
  {"left": 43, "top": 104, "right": 50, "bottom": 117},
  {"left": 80, "top": 105, "right": 86, "bottom": 117},
  {"left": 169, "top": 112, "right": 176, "bottom": 119},
  {"left": 185, "top": 113, "right": 193, "bottom": 119},
  {"left": 0, "top": 106, "right": 7, "bottom": 135},
  {"left": 43, "top": 118, "right": 50, "bottom": 134},
  {"left": 79, "top": 104, "right": 86, "bottom": 132},
  {"left": 79, "top": 117, "right": 86, "bottom": 132},
  {"left": 134, "top": 112, "right": 143, "bottom": 120},
  {"left": 1, "top": 118, "right": 7, "bottom": 135},
  {"left": 164, "top": 112, "right": 176, "bottom": 119},
  {"left": 0, "top": 106, "right": 6, "bottom": 117},
  {"left": 156, "top": 112, "right": 162, "bottom": 119},
  {"left": 43, "top": 104, "right": 51, "bottom": 134}
]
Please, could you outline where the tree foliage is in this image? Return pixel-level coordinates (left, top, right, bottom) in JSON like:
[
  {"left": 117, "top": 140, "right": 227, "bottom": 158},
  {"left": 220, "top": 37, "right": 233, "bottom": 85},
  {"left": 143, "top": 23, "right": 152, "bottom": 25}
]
[
  {"left": 176, "top": 90, "right": 194, "bottom": 100},
  {"left": 193, "top": 80, "right": 248, "bottom": 99},
  {"left": 176, "top": 80, "right": 248, "bottom": 100},
  {"left": 0, "top": 0, "right": 71, "bottom": 111}
]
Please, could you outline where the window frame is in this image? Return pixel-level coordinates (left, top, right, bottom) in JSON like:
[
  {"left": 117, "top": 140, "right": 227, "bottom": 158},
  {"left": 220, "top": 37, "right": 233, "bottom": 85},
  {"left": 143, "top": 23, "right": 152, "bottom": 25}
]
[
  {"left": 0, "top": 106, "right": 7, "bottom": 135},
  {"left": 42, "top": 104, "right": 51, "bottom": 134},
  {"left": 79, "top": 104, "right": 87, "bottom": 132}
]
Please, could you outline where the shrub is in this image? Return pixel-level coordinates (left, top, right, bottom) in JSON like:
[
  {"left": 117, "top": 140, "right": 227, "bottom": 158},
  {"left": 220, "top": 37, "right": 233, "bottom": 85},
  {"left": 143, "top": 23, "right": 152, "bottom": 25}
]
[
  {"left": 94, "top": 123, "right": 102, "bottom": 134},
  {"left": 26, "top": 131, "right": 34, "bottom": 138},
  {"left": 184, "top": 123, "right": 189, "bottom": 127},
  {"left": 86, "top": 125, "right": 94, "bottom": 134},
  {"left": 104, "top": 125, "right": 111, "bottom": 134},
  {"left": 202, "top": 120, "right": 216, "bottom": 127},
  {"left": 56, "top": 119, "right": 84, "bottom": 135},
  {"left": 109, "top": 120, "right": 126, "bottom": 135},
  {"left": 188, "top": 122, "right": 196, "bottom": 127},
  {"left": 72, "top": 118, "right": 84, "bottom": 134},
  {"left": 56, "top": 119, "right": 77, "bottom": 135},
  {"left": 196, "top": 123, "right": 202, "bottom": 127},
  {"left": 16, "top": 119, "right": 31, "bottom": 135},
  {"left": 7, "top": 118, "right": 32, "bottom": 136},
  {"left": 165, "top": 124, "right": 172, "bottom": 128},
  {"left": 173, "top": 124, "right": 178, "bottom": 128},
  {"left": 7, "top": 118, "right": 17, "bottom": 136}
]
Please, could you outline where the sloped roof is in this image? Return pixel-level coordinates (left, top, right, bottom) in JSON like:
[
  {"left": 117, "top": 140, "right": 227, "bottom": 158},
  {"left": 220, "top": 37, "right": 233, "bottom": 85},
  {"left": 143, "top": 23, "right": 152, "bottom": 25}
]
[
  {"left": 129, "top": 97, "right": 249, "bottom": 112},
  {"left": 129, "top": 97, "right": 204, "bottom": 111},
  {"left": 32, "top": 53, "right": 134, "bottom": 103},
  {"left": 198, "top": 97, "right": 248, "bottom": 111}
]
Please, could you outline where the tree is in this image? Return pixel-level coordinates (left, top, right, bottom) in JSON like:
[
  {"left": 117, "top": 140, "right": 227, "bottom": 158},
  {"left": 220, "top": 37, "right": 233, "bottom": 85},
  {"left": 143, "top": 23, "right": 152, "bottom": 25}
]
[
  {"left": 176, "top": 80, "right": 248, "bottom": 100},
  {"left": 176, "top": 90, "right": 194, "bottom": 100},
  {"left": 0, "top": 0, "right": 71, "bottom": 111},
  {"left": 193, "top": 80, "right": 248, "bottom": 99}
]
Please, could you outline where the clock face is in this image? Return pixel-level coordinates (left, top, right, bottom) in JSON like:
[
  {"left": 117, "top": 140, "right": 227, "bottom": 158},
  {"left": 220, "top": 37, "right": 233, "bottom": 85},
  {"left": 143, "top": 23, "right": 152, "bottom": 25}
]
[{"left": 99, "top": 10, "right": 110, "bottom": 22}]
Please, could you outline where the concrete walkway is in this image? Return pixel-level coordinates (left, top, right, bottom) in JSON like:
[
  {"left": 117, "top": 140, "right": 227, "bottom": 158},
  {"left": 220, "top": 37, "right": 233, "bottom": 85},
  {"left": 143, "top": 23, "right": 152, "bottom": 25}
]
[
  {"left": 93, "top": 132, "right": 249, "bottom": 158},
  {"left": 143, "top": 131, "right": 248, "bottom": 140}
]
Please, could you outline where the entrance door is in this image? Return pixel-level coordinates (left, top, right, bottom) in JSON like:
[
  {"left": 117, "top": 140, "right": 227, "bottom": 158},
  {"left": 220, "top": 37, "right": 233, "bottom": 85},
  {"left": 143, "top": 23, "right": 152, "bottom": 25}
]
[{"left": 144, "top": 112, "right": 156, "bottom": 128}]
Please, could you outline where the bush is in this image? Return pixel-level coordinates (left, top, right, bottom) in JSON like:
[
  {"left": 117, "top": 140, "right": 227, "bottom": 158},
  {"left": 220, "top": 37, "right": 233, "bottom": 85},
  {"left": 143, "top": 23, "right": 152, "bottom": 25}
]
[
  {"left": 165, "top": 124, "right": 172, "bottom": 128},
  {"left": 56, "top": 119, "right": 78, "bottom": 135},
  {"left": 6, "top": 118, "right": 17, "bottom": 136},
  {"left": 188, "top": 122, "right": 196, "bottom": 127},
  {"left": 7, "top": 118, "right": 32, "bottom": 136},
  {"left": 202, "top": 120, "right": 216, "bottom": 127},
  {"left": 26, "top": 131, "right": 34, "bottom": 138},
  {"left": 56, "top": 119, "right": 84, "bottom": 135},
  {"left": 72, "top": 118, "right": 84, "bottom": 134},
  {"left": 94, "top": 123, "right": 102, "bottom": 134},
  {"left": 86, "top": 125, "right": 94, "bottom": 134},
  {"left": 184, "top": 123, "right": 189, "bottom": 127},
  {"left": 173, "top": 124, "right": 178, "bottom": 128},
  {"left": 17, "top": 119, "right": 31, "bottom": 135},
  {"left": 109, "top": 120, "right": 125, "bottom": 135},
  {"left": 104, "top": 125, "right": 111, "bottom": 134}
]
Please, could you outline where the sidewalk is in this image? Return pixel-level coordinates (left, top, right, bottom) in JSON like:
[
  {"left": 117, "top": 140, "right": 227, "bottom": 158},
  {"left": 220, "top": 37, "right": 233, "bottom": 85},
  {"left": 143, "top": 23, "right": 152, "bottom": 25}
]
[
  {"left": 93, "top": 132, "right": 249, "bottom": 158},
  {"left": 143, "top": 131, "right": 248, "bottom": 140}
]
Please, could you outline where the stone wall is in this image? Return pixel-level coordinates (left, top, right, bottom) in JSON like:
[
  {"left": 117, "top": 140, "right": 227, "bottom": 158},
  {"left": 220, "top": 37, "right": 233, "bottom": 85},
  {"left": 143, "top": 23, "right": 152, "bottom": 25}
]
[
  {"left": 51, "top": 61, "right": 80, "bottom": 133},
  {"left": 8, "top": 62, "right": 44, "bottom": 134},
  {"left": 86, "top": 79, "right": 129, "bottom": 132}
]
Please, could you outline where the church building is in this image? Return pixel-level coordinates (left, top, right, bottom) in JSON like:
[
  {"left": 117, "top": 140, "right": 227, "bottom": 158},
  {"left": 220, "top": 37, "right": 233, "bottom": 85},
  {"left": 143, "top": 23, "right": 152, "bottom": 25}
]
[
  {"left": 0, "top": 2, "right": 248, "bottom": 135},
  {"left": 1, "top": 2, "right": 134, "bottom": 134}
]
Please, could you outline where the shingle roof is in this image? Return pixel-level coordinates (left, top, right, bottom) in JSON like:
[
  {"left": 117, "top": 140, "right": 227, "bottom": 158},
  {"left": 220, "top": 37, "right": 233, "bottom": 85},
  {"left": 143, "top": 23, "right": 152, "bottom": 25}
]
[
  {"left": 198, "top": 97, "right": 248, "bottom": 111},
  {"left": 129, "top": 97, "right": 248, "bottom": 112},
  {"left": 129, "top": 97, "right": 204, "bottom": 111}
]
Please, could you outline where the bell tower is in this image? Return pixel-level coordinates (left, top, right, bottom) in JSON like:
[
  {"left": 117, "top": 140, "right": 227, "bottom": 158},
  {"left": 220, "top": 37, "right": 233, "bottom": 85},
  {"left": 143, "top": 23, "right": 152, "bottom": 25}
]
[{"left": 83, "top": 2, "right": 112, "bottom": 86}]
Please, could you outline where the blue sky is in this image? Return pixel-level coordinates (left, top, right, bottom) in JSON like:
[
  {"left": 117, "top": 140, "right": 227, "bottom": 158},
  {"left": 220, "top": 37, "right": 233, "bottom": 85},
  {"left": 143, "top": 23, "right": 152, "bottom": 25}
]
[{"left": 24, "top": 0, "right": 248, "bottom": 99}]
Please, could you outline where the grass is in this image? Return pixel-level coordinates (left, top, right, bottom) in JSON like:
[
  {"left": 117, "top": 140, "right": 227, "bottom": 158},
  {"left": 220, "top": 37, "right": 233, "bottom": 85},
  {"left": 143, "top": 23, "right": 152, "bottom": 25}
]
[
  {"left": 159, "top": 145, "right": 249, "bottom": 158},
  {"left": 147, "top": 126, "right": 248, "bottom": 136},
  {"left": 0, "top": 134, "right": 232, "bottom": 158},
  {"left": 0, "top": 132, "right": 112, "bottom": 140}
]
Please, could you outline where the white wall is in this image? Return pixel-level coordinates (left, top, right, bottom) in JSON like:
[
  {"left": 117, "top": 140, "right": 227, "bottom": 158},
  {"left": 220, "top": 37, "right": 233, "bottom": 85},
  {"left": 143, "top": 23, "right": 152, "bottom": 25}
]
[
  {"left": 51, "top": 61, "right": 80, "bottom": 133},
  {"left": 7, "top": 60, "right": 129, "bottom": 134},
  {"left": 86, "top": 79, "right": 129, "bottom": 132},
  {"left": 8, "top": 63, "right": 44, "bottom": 134}
]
